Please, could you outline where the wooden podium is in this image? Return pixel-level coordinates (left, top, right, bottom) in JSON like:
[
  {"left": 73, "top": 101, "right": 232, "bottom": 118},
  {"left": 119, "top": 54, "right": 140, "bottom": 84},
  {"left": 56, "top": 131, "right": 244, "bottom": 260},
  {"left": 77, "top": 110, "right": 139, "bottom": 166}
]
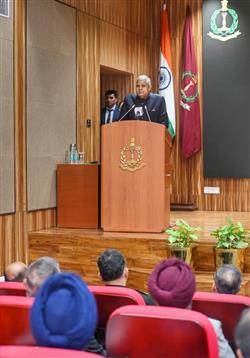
[{"left": 101, "top": 121, "right": 171, "bottom": 233}]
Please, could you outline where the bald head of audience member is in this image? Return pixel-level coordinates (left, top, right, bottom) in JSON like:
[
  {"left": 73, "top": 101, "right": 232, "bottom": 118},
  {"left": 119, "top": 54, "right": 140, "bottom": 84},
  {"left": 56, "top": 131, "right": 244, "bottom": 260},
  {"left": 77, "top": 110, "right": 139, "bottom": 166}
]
[
  {"left": 24, "top": 256, "right": 60, "bottom": 297},
  {"left": 214, "top": 264, "right": 242, "bottom": 295},
  {"left": 4, "top": 261, "right": 27, "bottom": 282},
  {"left": 235, "top": 308, "right": 250, "bottom": 358}
]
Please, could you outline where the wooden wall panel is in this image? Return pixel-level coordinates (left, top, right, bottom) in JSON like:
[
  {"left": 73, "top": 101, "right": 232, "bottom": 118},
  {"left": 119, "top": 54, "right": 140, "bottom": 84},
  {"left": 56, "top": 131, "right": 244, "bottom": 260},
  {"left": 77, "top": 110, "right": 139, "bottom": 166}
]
[
  {"left": 77, "top": 12, "right": 100, "bottom": 162},
  {"left": 99, "top": 21, "right": 133, "bottom": 72},
  {"left": 75, "top": 0, "right": 152, "bottom": 37}
]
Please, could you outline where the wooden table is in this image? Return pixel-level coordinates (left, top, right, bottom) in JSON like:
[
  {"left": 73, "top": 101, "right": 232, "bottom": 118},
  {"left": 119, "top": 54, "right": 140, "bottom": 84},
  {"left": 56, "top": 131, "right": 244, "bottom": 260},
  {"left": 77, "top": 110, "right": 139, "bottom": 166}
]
[{"left": 57, "top": 164, "right": 100, "bottom": 228}]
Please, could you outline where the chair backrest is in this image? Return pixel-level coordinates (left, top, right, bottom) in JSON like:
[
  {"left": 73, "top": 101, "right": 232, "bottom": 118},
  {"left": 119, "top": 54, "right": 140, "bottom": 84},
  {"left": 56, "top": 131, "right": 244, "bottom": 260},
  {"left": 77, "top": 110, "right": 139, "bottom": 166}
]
[
  {"left": 88, "top": 285, "right": 145, "bottom": 329},
  {"left": 106, "top": 305, "right": 219, "bottom": 358},
  {"left": 0, "top": 346, "right": 100, "bottom": 357},
  {"left": 192, "top": 291, "right": 250, "bottom": 343},
  {"left": 0, "top": 295, "right": 35, "bottom": 345},
  {"left": 0, "top": 282, "right": 26, "bottom": 296}
]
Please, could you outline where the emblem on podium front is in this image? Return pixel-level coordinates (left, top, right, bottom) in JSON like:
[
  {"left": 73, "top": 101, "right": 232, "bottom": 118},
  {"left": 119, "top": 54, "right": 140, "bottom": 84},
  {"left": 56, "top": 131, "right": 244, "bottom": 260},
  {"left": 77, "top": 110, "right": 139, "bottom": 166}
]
[
  {"left": 208, "top": 0, "right": 241, "bottom": 42},
  {"left": 120, "top": 138, "right": 145, "bottom": 172}
]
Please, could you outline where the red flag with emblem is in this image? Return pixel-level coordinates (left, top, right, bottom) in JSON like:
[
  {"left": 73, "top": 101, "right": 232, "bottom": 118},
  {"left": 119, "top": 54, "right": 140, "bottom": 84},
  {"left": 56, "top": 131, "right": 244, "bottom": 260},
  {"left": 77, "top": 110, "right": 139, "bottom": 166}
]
[{"left": 180, "top": 7, "right": 201, "bottom": 159}]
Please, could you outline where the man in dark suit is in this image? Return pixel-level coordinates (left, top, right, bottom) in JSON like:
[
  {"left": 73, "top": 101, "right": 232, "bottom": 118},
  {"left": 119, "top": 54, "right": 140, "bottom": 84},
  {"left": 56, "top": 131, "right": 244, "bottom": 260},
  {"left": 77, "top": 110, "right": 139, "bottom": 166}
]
[
  {"left": 101, "top": 89, "right": 120, "bottom": 125},
  {"left": 119, "top": 75, "right": 169, "bottom": 127}
]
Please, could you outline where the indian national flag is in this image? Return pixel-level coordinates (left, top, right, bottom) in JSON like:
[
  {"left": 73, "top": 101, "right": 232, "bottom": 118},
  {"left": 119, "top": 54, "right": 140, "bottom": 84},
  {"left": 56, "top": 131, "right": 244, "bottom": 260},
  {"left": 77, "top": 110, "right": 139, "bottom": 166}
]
[{"left": 158, "top": 4, "right": 175, "bottom": 138}]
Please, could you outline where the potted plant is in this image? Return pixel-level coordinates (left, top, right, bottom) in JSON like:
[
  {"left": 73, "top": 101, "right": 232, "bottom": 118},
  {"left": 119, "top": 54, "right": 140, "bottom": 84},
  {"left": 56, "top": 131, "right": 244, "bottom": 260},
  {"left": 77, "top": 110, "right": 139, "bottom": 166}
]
[
  {"left": 210, "top": 218, "right": 249, "bottom": 272},
  {"left": 165, "top": 219, "right": 201, "bottom": 264}
]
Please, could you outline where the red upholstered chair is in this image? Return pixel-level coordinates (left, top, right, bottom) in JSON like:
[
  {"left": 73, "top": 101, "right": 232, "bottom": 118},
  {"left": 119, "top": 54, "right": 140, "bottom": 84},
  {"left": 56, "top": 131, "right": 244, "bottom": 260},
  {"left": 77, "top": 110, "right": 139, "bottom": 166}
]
[
  {"left": 0, "top": 282, "right": 26, "bottom": 296},
  {"left": 0, "top": 295, "right": 35, "bottom": 345},
  {"left": 89, "top": 285, "right": 145, "bottom": 345},
  {"left": 0, "top": 346, "right": 101, "bottom": 357},
  {"left": 106, "top": 305, "right": 219, "bottom": 358},
  {"left": 192, "top": 291, "right": 250, "bottom": 346},
  {"left": 89, "top": 285, "right": 145, "bottom": 329}
]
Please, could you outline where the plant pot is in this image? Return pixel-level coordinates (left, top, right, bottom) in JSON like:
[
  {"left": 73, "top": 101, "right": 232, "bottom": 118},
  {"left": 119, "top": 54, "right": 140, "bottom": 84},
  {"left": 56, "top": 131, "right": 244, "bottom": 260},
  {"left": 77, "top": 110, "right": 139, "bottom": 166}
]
[
  {"left": 214, "top": 248, "right": 246, "bottom": 272},
  {"left": 169, "top": 247, "right": 193, "bottom": 265}
]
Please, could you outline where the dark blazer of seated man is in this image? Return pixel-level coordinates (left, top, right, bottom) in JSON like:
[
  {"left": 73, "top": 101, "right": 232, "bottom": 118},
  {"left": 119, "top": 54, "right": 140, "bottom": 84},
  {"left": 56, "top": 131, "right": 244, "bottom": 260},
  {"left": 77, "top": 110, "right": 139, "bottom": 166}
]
[
  {"left": 119, "top": 74, "right": 169, "bottom": 127},
  {"left": 101, "top": 89, "right": 120, "bottom": 125}
]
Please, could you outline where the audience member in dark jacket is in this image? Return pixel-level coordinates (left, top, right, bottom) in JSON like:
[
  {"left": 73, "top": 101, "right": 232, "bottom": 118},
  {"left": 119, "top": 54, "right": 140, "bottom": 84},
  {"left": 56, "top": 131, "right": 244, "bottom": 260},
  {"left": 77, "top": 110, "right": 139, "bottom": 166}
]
[{"left": 97, "top": 248, "right": 154, "bottom": 305}]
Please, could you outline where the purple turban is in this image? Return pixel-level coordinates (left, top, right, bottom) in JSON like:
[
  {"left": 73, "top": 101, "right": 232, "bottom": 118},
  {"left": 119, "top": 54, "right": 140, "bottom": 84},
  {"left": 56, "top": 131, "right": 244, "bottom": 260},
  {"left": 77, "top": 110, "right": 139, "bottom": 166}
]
[{"left": 148, "top": 258, "right": 196, "bottom": 308}]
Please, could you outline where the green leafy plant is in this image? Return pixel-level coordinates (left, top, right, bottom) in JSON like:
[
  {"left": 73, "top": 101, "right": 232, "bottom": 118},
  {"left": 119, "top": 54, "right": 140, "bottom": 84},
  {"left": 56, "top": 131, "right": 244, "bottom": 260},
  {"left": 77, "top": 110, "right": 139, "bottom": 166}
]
[
  {"left": 165, "top": 219, "right": 201, "bottom": 248},
  {"left": 211, "top": 218, "right": 249, "bottom": 249}
]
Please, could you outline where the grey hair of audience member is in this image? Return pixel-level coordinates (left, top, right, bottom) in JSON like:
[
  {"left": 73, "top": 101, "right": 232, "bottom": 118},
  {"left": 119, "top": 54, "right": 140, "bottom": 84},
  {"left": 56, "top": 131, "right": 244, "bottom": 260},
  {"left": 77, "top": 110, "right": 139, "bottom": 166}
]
[
  {"left": 235, "top": 308, "right": 250, "bottom": 358},
  {"left": 136, "top": 75, "right": 151, "bottom": 87},
  {"left": 214, "top": 264, "right": 242, "bottom": 294},
  {"left": 25, "top": 256, "right": 60, "bottom": 297}
]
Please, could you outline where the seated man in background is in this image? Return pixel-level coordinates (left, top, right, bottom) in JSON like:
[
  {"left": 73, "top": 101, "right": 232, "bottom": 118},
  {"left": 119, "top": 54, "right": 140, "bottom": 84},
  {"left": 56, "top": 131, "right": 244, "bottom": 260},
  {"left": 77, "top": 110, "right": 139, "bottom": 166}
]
[
  {"left": 4, "top": 261, "right": 27, "bottom": 282},
  {"left": 214, "top": 264, "right": 242, "bottom": 295},
  {"left": 119, "top": 74, "right": 169, "bottom": 126},
  {"left": 148, "top": 258, "right": 235, "bottom": 358},
  {"left": 30, "top": 272, "right": 98, "bottom": 353},
  {"left": 97, "top": 248, "right": 154, "bottom": 305},
  {"left": 101, "top": 90, "right": 120, "bottom": 125},
  {"left": 24, "top": 256, "right": 60, "bottom": 297},
  {"left": 235, "top": 308, "right": 250, "bottom": 358}
]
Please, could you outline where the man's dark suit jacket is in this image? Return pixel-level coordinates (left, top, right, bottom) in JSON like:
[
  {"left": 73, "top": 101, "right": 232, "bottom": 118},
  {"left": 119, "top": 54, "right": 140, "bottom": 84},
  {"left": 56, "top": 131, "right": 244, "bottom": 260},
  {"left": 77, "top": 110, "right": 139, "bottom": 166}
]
[
  {"left": 119, "top": 93, "right": 169, "bottom": 127},
  {"left": 101, "top": 105, "right": 120, "bottom": 125}
]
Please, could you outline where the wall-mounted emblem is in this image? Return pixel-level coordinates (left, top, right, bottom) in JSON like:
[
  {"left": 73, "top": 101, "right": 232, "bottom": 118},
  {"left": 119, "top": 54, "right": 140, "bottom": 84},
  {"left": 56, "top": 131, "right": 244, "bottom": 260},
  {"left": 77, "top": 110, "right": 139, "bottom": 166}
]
[
  {"left": 120, "top": 138, "right": 145, "bottom": 172},
  {"left": 208, "top": 0, "right": 241, "bottom": 42}
]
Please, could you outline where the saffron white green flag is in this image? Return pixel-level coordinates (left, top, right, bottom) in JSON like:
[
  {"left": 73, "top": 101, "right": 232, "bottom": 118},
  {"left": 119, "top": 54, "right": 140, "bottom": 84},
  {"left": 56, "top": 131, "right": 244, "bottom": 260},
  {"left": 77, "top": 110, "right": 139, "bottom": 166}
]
[{"left": 158, "top": 4, "right": 175, "bottom": 138}]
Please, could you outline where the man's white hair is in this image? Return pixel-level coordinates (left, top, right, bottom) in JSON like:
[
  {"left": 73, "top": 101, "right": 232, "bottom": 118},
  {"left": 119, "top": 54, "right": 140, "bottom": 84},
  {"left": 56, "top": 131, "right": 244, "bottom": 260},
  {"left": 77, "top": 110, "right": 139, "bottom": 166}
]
[{"left": 136, "top": 75, "right": 151, "bottom": 87}]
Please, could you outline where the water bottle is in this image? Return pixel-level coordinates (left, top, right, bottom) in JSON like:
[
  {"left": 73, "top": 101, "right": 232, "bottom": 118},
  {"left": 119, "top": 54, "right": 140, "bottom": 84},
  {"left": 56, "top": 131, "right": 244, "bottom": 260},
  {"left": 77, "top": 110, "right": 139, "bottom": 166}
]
[
  {"left": 78, "top": 152, "right": 85, "bottom": 164},
  {"left": 69, "top": 144, "right": 78, "bottom": 164}
]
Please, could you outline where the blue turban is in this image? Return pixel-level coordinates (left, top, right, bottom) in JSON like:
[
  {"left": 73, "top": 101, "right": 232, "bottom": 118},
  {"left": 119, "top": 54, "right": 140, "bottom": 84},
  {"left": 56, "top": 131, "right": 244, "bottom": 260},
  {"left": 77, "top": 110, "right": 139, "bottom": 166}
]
[{"left": 30, "top": 272, "right": 97, "bottom": 350}]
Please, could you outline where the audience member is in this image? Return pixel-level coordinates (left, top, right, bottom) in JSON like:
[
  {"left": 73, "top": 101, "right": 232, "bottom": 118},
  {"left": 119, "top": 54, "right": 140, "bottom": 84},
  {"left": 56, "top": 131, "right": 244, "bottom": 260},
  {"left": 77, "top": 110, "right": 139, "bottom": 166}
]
[
  {"left": 101, "top": 90, "right": 120, "bottom": 125},
  {"left": 214, "top": 264, "right": 242, "bottom": 294},
  {"left": 24, "top": 256, "right": 60, "bottom": 297},
  {"left": 235, "top": 308, "right": 250, "bottom": 358},
  {"left": 25, "top": 256, "right": 105, "bottom": 355},
  {"left": 97, "top": 248, "right": 154, "bottom": 305},
  {"left": 119, "top": 74, "right": 169, "bottom": 126},
  {"left": 148, "top": 258, "right": 235, "bottom": 358},
  {"left": 30, "top": 272, "right": 97, "bottom": 351},
  {"left": 4, "top": 261, "right": 27, "bottom": 282}
]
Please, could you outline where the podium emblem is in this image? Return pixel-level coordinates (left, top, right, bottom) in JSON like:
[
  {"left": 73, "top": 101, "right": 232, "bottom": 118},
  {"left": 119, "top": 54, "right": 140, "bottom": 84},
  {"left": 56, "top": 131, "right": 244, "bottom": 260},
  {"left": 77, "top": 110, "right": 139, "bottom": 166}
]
[
  {"left": 120, "top": 137, "right": 145, "bottom": 172},
  {"left": 208, "top": 0, "right": 241, "bottom": 42}
]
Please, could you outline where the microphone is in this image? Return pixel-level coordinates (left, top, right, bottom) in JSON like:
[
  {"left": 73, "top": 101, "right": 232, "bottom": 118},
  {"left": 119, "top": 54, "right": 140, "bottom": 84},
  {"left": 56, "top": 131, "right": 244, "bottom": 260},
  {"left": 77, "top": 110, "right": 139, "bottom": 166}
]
[
  {"left": 119, "top": 104, "right": 136, "bottom": 121},
  {"left": 144, "top": 105, "right": 151, "bottom": 122}
]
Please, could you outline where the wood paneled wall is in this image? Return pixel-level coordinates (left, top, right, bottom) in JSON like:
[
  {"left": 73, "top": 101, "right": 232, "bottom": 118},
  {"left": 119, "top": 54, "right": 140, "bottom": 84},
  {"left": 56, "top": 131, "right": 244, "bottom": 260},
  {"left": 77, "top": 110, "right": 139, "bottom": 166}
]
[
  {"left": 75, "top": 0, "right": 161, "bottom": 162},
  {"left": 167, "top": 0, "right": 250, "bottom": 211},
  {"left": 0, "top": 0, "right": 161, "bottom": 274},
  {"left": 0, "top": 0, "right": 249, "bottom": 275}
]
